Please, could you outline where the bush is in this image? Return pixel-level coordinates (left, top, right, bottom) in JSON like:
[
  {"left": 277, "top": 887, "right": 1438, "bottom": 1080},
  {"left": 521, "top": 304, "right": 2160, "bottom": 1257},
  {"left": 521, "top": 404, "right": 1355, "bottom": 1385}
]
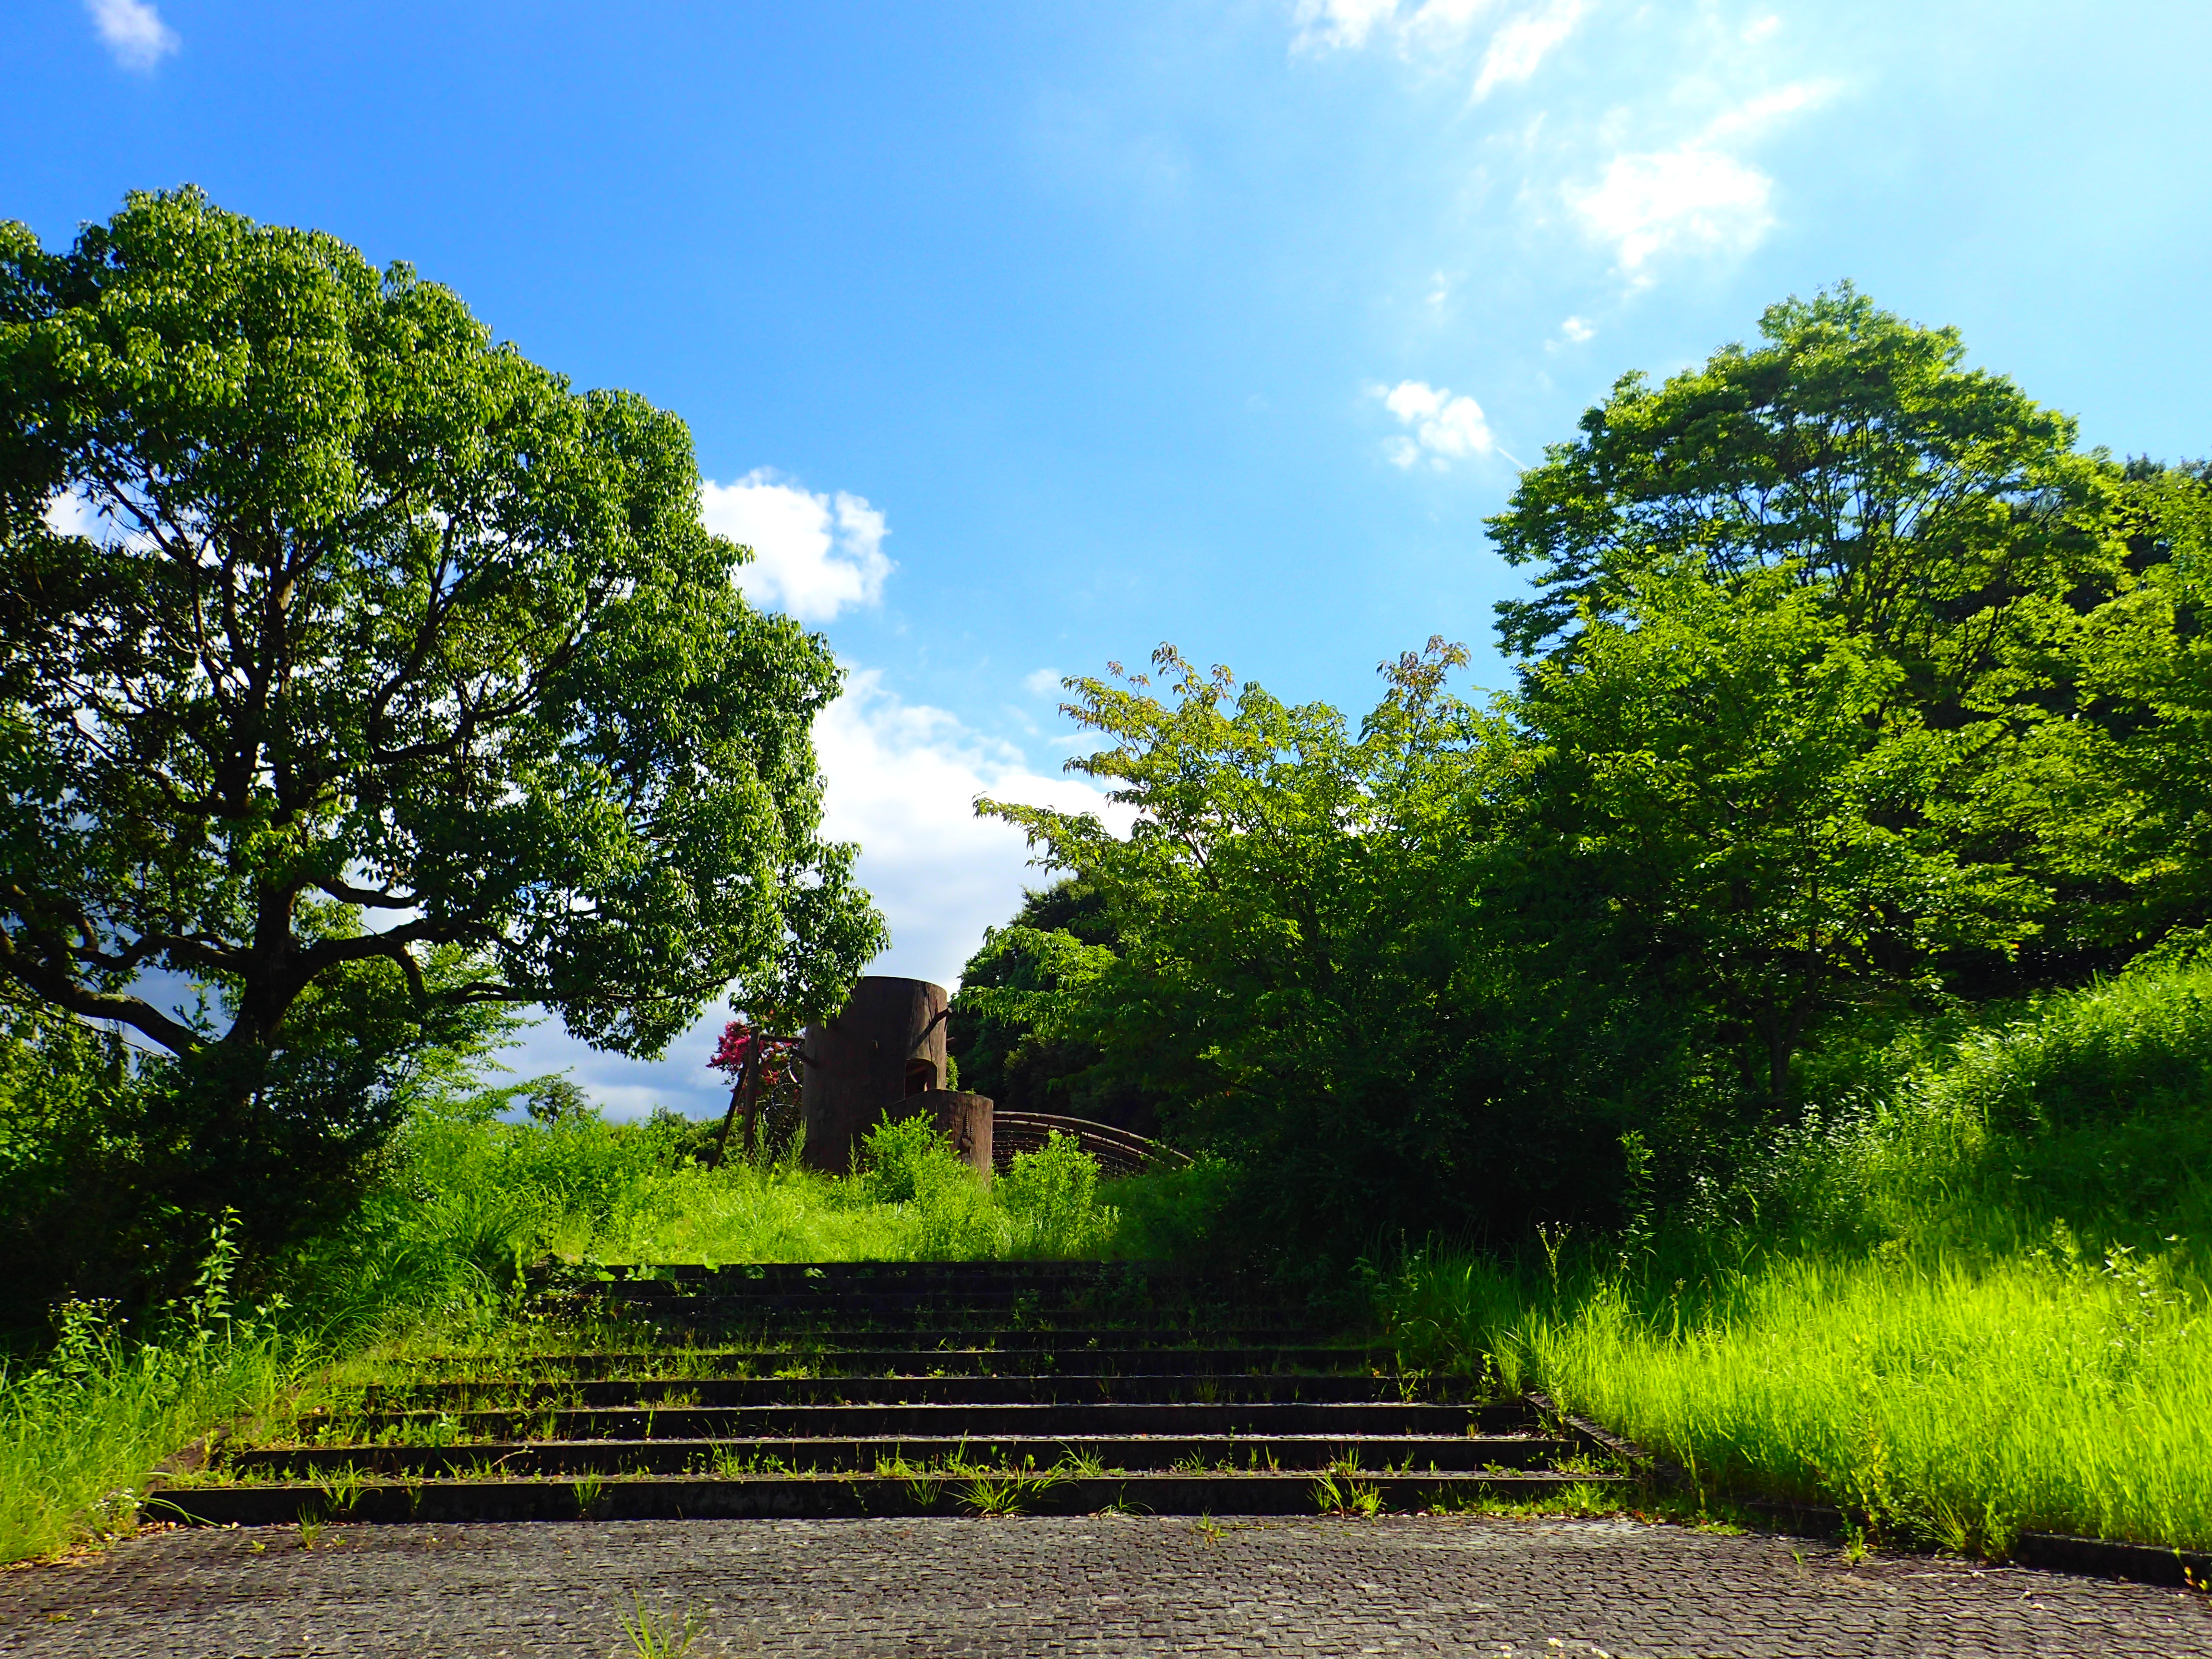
[{"left": 998, "top": 1130, "right": 1119, "bottom": 1258}]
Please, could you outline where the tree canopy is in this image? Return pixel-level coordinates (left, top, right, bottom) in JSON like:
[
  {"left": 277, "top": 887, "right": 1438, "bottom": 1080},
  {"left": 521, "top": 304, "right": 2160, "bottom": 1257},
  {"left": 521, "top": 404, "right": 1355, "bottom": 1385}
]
[
  {"left": 0, "top": 189, "right": 884, "bottom": 1272},
  {"left": 973, "top": 288, "right": 2212, "bottom": 1263}
]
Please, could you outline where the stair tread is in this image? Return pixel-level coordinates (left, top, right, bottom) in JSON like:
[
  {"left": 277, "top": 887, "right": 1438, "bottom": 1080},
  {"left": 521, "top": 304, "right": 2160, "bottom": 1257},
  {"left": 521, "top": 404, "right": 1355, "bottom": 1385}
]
[{"left": 163, "top": 1259, "right": 1606, "bottom": 1525}]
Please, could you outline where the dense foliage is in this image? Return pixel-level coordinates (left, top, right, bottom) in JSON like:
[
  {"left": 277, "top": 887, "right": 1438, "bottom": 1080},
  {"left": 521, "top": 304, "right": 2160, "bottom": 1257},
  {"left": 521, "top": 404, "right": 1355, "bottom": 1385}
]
[
  {"left": 0, "top": 191, "right": 884, "bottom": 1313},
  {"left": 949, "top": 878, "right": 1161, "bottom": 1133},
  {"left": 975, "top": 287, "right": 2212, "bottom": 1264}
]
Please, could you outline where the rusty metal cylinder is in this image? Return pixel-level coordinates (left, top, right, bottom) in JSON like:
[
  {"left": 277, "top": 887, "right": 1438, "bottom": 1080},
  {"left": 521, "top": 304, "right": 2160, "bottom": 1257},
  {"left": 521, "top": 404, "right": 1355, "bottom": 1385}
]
[
  {"left": 883, "top": 1088, "right": 995, "bottom": 1178},
  {"left": 799, "top": 975, "right": 950, "bottom": 1175}
]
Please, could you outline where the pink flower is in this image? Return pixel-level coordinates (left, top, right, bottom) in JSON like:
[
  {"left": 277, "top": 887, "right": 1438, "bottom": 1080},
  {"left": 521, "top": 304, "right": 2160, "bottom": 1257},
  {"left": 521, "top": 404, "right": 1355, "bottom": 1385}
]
[{"left": 709, "top": 1019, "right": 800, "bottom": 1078}]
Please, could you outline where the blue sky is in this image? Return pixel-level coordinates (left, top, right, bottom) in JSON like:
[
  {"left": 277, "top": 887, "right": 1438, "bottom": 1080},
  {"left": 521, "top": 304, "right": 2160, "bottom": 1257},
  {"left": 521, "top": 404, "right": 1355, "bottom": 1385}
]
[{"left": 10, "top": 0, "right": 2210, "bottom": 1115}]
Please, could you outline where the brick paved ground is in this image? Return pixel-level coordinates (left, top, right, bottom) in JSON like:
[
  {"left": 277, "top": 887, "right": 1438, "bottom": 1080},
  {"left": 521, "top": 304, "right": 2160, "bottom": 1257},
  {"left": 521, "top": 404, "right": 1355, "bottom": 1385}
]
[{"left": 4, "top": 1514, "right": 2209, "bottom": 1659}]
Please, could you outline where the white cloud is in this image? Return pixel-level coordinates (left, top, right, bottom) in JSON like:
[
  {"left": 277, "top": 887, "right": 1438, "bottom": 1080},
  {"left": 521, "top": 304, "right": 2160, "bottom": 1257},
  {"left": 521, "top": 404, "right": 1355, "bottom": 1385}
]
[
  {"left": 1701, "top": 81, "right": 1831, "bottom": 144},
  {"left": 45, "top": 486, "right": 159, "bottom": 549},
  {"left": 1567, "top": 81, "right": 1832, "bottom": 275},
  {"left": 1375, "top": 379, "right": 1495, "bottom": 469},
  {"left": 1571, "top": 148, "right": 1772, "bottom": 273},
  {"left": 86, "top": 0, "right": 178, "bottom": 71},
  {"left": 1023, "top": 668, "right": 1066, "bottom": 696},
  {"left": 1292, "top": 0, "right": 1496, "bottom": 60},
  {"left": 1473, "top": 0, "right": 1585, "bottom": 99},
  {"left": 815, "top": 668, "right": 1130, "bottom": 992},
  {"left": 700, "top": 470, "right": 893, "bottom": 623},
  {"left": 1294, "top": 0, "right": 1583, "bottom": 87},
  {"left": 1398, "top": 0, "right": 1494, "bottom": 55},
  {"left": 45, "top": 491, "right": 104, "bottom": 540},
  {"left": 1560, "top": 314, "right": 1595, "bottom": 343}
]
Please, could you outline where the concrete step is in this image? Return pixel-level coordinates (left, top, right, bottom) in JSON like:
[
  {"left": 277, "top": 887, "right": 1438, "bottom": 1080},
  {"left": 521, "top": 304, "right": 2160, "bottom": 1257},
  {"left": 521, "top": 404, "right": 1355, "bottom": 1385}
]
[
  {"left": 408, "top": 1345, "right": 1386, "bottom": 1377},
  {"left": 559, "top": 1294, "right": 1308, "bottom": 1328},
  {"left": 154, "top": 1468, "right": 1628, "bottom": 1527},
  {"left": 305, "top": 1400, "right": 1508, "bottom": 1440},
  {"left": 588, "top": 1292, "right": 1283, "bottom": 1318},
  {"left": 351, "top": 1373, "right": 1479, "bottom": 1408},
  {"left": 588, "top": 1265, "right": 1212, "bottom": 1292},
  {"left": 515, "top": 1324, "right": 1344, "bottom": 1348},
  {"left": 223, "top": 1431, "right": 1582, "bottom": 1479}
]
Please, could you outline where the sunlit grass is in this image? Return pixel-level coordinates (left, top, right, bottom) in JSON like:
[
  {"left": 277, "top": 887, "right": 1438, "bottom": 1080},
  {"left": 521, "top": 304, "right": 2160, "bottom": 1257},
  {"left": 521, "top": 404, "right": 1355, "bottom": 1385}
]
[
  {"left": 1385, "top": 962, "right": 2212, "bottom": 1557},
  {"left": 1392, "top": 1242, "right": 2212, "bottom": 1554},
  {"left": 0, "top": 1316, "right": 297, "bottom": 1562}
]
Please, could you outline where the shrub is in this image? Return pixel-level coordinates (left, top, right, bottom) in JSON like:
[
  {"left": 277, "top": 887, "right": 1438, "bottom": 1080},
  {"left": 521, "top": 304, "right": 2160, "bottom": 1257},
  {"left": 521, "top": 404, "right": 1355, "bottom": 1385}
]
[{"left": 998, "top": 1130, "right": 1119, "bottom": 1258}]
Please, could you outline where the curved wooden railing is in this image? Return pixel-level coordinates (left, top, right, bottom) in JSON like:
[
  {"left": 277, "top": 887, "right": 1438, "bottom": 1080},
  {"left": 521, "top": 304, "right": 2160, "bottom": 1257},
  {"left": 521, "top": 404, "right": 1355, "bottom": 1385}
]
[{"left": 989, "top": 1110, "right": 1189, "bottom": 1180}]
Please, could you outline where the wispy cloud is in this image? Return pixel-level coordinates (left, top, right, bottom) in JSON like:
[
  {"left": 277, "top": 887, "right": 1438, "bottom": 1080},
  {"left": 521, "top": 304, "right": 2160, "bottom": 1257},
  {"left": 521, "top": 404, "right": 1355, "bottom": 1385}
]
[
  {"left": 700, "top": 470, "right": 894, "bottom": 623},
  {"left": 1473, "top": 0, "right": 1584, "bottom": 99},
  {"left": 1291, "top": 0, "right": 1407, "bottom": 53},
  {"left": 1294, "top": 0, "right": 1585, "bottom": 97},
  {"left": 1373, "top": 379, "right": 1496, "bottom": 469},
  {"left": 1568, "top": 79, "right": 1835, "bottom": 276},
  {"left": 86, "top": 0, "right": 178, "bottom": 72}
]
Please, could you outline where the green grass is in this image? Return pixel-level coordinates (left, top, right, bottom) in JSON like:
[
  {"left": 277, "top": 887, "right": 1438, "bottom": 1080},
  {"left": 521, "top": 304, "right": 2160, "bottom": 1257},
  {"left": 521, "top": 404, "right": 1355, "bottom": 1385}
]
[
  {"left": 0, "top": 1325, "right": 295, "bottom": 1560},
  {"left": 1390, "top": 1241, "right": 2212, "bottom": 1555},
  {"left": 1383, "top": 961, "right": 2212, "bottom": 1558},
  {"left": 0, "top": 1108, "right": 1226, "bottom": 1563},
  {"left": 0, "top": 1216, "right": 319, "bottom": 1563},
  {"left": 391, "top": 1106, "right": 1214, "bottom": 1267}
]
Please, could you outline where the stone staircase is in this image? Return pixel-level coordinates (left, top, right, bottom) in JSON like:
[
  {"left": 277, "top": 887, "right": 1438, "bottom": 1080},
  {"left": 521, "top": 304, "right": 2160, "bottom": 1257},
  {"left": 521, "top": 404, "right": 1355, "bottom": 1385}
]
[{"left": 154, "top": 1261, "right": 1629, "bottom": 1525}]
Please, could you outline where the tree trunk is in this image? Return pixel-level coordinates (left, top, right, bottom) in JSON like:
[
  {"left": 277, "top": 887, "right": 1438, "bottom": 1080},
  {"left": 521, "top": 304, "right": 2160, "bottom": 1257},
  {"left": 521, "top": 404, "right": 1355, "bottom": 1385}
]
[{"left": 707, "top": 1046, "right": 761, "bottom": 1171}]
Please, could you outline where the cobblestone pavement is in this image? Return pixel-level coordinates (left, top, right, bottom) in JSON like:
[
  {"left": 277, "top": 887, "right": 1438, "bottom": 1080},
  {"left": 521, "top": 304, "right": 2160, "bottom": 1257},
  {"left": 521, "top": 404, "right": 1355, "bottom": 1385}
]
[{"left": 4, "top": 1514, "right": 2209, "bottom": 1659}]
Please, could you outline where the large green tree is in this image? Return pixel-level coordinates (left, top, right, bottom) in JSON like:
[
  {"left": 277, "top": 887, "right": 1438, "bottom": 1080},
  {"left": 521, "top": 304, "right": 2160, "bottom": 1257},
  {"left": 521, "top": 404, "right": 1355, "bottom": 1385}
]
[
  {"left": 977, "top": 642, "right": 1659, "bottom": 1255},
  {"left": 0, "top": 190, "right": 884, "bottom": 1269},
  {"left": 1487, "top": 283, "right": 2119, "bottom": 720},
  {"left": 1510, "top": 569, "right": 2042, "bottom": 1104},
  {"left": 1486, "top": 285, "right": 2175, "bottom": 986}
]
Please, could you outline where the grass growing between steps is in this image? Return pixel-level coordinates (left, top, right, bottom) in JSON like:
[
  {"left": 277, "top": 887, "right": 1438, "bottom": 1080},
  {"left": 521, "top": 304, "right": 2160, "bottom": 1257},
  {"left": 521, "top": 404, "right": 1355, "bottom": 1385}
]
[
  {"left": 0, "top": 1113, "right": 1229, "bottom": 1563},
  {"left": 1382, "top": 962, "right": 2212, "bottom": 1558}
]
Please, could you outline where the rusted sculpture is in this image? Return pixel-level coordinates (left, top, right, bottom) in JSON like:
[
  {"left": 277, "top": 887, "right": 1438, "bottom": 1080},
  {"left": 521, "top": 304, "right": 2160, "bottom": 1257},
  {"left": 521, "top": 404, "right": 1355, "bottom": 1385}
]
[
  {"left": 798, "top": 975, "right": 952, "bottom": 1175},
  {"left": 883, "top": 1088, "right": 994, "bottom": 1176}
]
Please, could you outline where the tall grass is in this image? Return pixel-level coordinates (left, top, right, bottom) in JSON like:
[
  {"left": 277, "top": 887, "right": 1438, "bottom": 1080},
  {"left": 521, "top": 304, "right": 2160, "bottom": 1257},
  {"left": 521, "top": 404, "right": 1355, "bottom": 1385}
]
[
  {"left": 392, "top": 1107, "right": 1155, "bottom": 1265},
  {"left": 1384, "top": 961, "right": 2212, "bottom": 1555},
  {"left": 1393, "top": 1240, "right": 2212, "bottom": 1553},
  {"left": 0, "top": 1215, "right": 303, "bottom": 1563}
]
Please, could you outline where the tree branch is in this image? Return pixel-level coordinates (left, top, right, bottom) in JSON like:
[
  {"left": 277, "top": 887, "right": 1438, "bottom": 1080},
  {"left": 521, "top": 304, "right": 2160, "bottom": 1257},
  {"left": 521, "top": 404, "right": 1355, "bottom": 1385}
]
[{"left": 0, "top": 933, "right": 203, "bottom": 1055}]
